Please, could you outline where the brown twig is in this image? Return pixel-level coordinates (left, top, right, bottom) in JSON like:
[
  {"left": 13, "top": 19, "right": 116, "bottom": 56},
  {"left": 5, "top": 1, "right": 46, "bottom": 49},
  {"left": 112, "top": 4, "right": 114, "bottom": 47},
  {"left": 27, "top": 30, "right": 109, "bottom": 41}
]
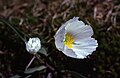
[{"left": 35, "top": 54, "right": 55, "bottom": 71}]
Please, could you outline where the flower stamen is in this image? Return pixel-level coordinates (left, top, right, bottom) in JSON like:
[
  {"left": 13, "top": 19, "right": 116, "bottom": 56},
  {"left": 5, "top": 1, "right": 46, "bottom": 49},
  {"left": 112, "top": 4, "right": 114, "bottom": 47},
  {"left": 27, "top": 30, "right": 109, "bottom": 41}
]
[{"left": 64, "top": 33, "right": 74, "bottom": 48}]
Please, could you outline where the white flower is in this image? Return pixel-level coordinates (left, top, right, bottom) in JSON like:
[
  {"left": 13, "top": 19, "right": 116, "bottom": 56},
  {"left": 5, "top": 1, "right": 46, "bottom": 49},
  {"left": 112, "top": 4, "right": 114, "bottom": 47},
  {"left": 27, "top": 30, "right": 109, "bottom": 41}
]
[
  {"left": 54, "top": 17, "right": 98, "bottom": 59},
  {"left": 25, "top": 37, "right": 41, "bottom": 54}
]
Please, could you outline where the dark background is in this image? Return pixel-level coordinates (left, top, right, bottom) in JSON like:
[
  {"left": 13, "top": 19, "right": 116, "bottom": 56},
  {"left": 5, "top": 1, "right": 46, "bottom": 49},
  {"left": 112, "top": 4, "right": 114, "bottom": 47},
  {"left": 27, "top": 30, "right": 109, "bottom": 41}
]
[{"left": 0, "top": 0, "right": 120, "bottom": 78}]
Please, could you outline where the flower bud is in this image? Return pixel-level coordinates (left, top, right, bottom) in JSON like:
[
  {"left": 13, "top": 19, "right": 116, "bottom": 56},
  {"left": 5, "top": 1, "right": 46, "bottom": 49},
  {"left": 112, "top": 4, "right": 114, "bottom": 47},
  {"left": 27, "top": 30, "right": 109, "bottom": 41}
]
[{"left": 25, "top": 37, "right": 41, "bottom": 54}]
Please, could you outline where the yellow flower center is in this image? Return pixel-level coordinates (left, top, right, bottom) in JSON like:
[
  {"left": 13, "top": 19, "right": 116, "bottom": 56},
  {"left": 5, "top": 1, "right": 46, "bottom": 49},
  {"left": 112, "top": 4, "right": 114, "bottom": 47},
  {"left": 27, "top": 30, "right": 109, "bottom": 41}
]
[{"left": 64, "top": 33, "right": 74, "bottom": 48}]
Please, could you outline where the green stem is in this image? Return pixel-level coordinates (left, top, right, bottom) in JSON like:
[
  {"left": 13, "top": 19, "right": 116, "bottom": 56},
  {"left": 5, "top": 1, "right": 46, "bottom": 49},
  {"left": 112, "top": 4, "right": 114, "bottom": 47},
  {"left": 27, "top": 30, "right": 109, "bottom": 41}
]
[{"left": 0, "top": 18, "right": 26, "bottom": 42}]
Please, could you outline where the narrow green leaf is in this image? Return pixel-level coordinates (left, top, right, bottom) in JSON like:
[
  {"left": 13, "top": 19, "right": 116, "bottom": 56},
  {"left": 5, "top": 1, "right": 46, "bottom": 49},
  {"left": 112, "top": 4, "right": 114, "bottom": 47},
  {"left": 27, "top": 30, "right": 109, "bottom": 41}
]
[
  {"left": 24, "top": 65, "right": 46, "bottom": 74},
  {"left": 25, "top": 75, "right": 32, "bottom": 78},
  {"left": 0, "top": 18, "right": 25, "bottom": 42},
  {"left": 38, "top": 47, "right": 48, "bottom": 56},
  {"left": 10, "top": 75, "right": 21, "bottom": 78}
]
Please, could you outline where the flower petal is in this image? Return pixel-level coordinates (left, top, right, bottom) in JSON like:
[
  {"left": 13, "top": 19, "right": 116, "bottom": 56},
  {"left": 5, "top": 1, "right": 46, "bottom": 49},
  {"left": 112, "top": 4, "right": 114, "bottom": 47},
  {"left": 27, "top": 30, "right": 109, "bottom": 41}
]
[
  {"left": 54, "top": 17, "right": 80, "bottom": 51},
  {"left": 54, "top": 25, "right": 65, "bottom": 51},
  {"left": 55, "top": 17, "right": 79, "bottom": 36},
  {"left": 65, "top": 17, "right": 93, "bottom": 40},
  {"left": 55, "top": 36, "right": 64, "bottom": 51},
  {"left": 65, "top": 18, "right": 85, "bottom": 34},
  {"left": 62, "top": 46, "right": 77, "bottom": 58},
  {"left": 73, "top": 25, "right": 93, "bottom": 41},
  {"left": 72, "top": 38, "right": 98, "bottom": 57},
  {"left": 72, "top": 49, "right": 88, "bottom": 59},
  {"left": 74, "top": 37, "right": 98, "bottom": 47}
]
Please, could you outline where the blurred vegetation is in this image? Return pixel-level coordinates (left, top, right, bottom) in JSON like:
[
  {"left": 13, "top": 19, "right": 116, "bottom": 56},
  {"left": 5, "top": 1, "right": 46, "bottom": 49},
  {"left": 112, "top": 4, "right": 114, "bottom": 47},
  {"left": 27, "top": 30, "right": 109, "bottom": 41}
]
[{"left": 0, "top": 0, "right": 120, "bottom": 78}]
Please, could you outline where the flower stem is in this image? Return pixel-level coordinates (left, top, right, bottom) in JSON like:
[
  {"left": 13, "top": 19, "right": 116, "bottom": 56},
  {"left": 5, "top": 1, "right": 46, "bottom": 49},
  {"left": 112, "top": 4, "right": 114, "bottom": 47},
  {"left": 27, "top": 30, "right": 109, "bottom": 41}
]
[
  {"left": 25, "top": 56, "right": 36, "bottom": 70},
  {"left": 0, "top": 18, "right": 26, "bottom": 42},
  {"left": 35, "top": 54, "right": 55, "bottom": 71}
]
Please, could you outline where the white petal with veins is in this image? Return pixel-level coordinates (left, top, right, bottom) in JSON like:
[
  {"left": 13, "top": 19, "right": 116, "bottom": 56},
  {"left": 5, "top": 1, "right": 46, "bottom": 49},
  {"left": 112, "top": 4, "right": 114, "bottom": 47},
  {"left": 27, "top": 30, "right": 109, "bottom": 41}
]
[{"left": 54, "top": 17, "right": 98, "bottom": 59}]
